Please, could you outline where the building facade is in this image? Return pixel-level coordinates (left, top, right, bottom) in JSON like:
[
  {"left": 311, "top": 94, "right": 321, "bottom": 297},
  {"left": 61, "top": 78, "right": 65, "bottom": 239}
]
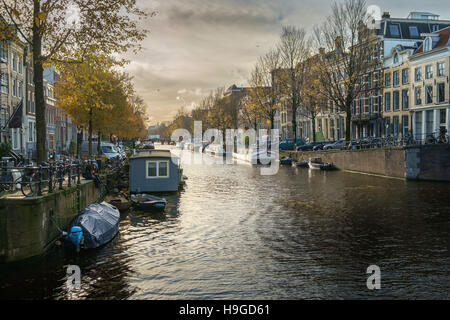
[{"left": 409, "top": 27, "right": 450, "bottom": 142}]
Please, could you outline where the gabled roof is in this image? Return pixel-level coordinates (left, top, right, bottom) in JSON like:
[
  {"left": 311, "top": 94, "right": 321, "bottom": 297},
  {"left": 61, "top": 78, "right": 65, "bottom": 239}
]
[{"left": 414, "top": 27, "right": 450, "bottom": 54}]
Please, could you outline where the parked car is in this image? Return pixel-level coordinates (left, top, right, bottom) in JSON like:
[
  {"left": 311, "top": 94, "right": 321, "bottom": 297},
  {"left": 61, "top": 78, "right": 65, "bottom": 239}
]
[
  {"left": 100, "top": 142, "right": 123, "bottom": 161},
  {"left": 323, "top": 140, "right": 347, "bottom": 150},
  {"left": 312, "top": 141, "right": 331, "bottom": 151},
  {"left": 297, "top": 142, "right": 322, "bottom": 152},
  {"left": 80, "top": 141, "right": 122, "bottom": 161},
  {"left": 279, "top": 139, "right": 304, "bottom": 150}
]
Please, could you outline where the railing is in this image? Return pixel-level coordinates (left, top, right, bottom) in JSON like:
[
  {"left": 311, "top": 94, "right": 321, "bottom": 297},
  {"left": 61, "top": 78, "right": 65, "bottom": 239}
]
[
  {"left": 0, "top": 159, "right": 101, "bottom": 198},
  {"left": 347, "top": 131, "right": 449, "bottom": 150}
]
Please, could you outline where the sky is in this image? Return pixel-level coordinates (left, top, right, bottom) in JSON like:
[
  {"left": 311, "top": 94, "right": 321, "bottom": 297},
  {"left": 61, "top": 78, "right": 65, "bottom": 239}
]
[{"left": 125, "top": 0, "right": 450, "bottom": 125}]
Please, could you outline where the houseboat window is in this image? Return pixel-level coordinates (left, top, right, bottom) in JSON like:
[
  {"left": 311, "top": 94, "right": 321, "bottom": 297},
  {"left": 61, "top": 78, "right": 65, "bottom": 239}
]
[
  {"left": 146, "top": 161, "right": 169, "bottom": 178},
  {"left": 159, "top": 162, "right": 168, "bottom": 177},
  {"left": 148, "top": 162, "right": 157, "bottom": 177}
]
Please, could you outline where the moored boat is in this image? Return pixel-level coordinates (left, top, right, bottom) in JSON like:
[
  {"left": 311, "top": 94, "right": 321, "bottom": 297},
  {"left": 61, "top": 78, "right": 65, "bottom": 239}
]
[
  {"left": 204, "top": 144, "right": 227, "bottom": 157},
  {"left": 320, "top": 162, "right": 337, "bottom": 171},
  {"left": 296, "top": 160, "right": 309, "bottom": 168},
  {"left": 108, "top": 197, "right": 131, "bottom": 212},
  {"left": 66, "top": 202, "right": 120, "bottom": 251},
  {"left": 308, "top": 158, "right": 323, "bottom": 169},
  {"left": 130, "top": 193, "right": 167, "bottom": 211},
  {"left": 280, "top": 156, "right": 296, "bottom": 166}
]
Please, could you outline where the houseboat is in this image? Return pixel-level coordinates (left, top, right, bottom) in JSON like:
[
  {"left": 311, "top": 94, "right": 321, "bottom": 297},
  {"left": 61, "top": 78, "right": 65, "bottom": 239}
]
[{"left": 129, "top": 150, "right": 183, "bottom": 193}]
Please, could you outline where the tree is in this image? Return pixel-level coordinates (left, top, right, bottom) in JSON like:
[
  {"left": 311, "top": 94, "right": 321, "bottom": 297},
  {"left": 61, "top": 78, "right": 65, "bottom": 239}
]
[
  {"left": 0, "top": 0, "right": 149, "bottom": 162},
  {"left": 299, "top": 55, "right": 327, "bottom": 142},
  {"left": 55, "top": 55, "right": 138, "bottom": 155},
  {"left": 248, "top": 49, "right": 282, "bottom": 130},
  {"left": 313, "top": 0, "right": 376, "bottom": 141},
  {"left": 277, "top": 26, "right": 310, "bottom": 149}
]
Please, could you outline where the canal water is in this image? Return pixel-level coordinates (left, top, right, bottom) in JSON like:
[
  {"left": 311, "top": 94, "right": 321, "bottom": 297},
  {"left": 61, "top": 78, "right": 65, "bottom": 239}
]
[{"left": 1, "top": 150, "right": 450, "bottom": 299}]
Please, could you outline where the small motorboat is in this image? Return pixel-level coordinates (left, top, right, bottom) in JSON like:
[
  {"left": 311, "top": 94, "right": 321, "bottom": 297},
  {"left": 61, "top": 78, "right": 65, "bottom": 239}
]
[
  {"left": 296, "top": 160, "right": 309, "bottom": 168},
  {"left": 66, "top": 202, "right": 120, "bottom": 251},
  {"left": 320, "top": 162, "right": 337, "bottom": 171},
  {"left": 308, "top": 158, "right": 323, "bottom": 170},
  {"left": 280, "top": 156, "right": 296, "bottom": 166},
  {"left": 130, "top": 194, "right": 167, "bottom": 211}
]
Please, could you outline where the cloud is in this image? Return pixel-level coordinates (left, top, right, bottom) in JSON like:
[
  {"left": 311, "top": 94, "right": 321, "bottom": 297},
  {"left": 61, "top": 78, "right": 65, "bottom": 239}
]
[{"left": 126, "top": 0, "right": 450, "bottom": 124}]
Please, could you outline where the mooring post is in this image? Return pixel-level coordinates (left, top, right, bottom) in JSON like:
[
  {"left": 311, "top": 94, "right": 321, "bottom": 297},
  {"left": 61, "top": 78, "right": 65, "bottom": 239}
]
[
  {"left": 68, "top": 164, "right": 72, "bottom": 188},
  {"left": 37, "top": 166, "right": 42, "bottom": 196},
  {"left": 48, "top": 164, "right": 53, "bottom": 194},
  {"left": 77, "top": 161, "right": 81, "bottom": 185},
  {"left": 58, "top": 164, "right": 63, "bottom": 190}
]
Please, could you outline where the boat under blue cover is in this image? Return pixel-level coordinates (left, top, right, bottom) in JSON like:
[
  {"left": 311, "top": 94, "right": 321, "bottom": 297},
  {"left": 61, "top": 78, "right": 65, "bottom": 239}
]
[{"left": 66, "top": 202, "right": 120, "bottom": 250}]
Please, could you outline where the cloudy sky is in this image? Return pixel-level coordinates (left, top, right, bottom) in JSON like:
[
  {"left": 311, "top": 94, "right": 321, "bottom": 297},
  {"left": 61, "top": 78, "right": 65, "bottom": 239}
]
[{"left": 126, "top": 0, "right": 450, "bottom": 125}]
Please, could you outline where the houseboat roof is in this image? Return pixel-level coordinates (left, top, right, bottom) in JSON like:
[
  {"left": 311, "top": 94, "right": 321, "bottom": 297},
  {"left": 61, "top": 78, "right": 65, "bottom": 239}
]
[{"left": 130, "top": 150, "right": 177, "bottom": 160}]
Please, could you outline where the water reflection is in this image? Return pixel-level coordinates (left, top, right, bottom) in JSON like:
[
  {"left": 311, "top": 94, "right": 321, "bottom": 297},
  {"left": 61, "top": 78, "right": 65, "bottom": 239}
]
[{"left": 1, "top": 155, "right": 450, "bottom": 299}]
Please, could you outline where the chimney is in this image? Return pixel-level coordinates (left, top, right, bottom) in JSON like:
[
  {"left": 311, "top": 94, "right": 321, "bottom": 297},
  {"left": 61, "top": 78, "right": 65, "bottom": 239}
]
[{"left": 382, "top": 12, "right": 390, "bottom": 19}]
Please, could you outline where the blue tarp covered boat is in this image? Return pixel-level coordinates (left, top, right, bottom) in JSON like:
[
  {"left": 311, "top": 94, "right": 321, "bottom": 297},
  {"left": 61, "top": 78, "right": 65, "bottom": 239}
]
[{"left": 66, "top": 202, "right": 120, "bottom": 251}]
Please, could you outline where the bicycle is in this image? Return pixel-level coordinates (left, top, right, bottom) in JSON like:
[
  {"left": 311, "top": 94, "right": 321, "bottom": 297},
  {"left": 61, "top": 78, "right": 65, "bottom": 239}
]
[{"left": 0, "top": 165, "right": 40, "bottom": 197}]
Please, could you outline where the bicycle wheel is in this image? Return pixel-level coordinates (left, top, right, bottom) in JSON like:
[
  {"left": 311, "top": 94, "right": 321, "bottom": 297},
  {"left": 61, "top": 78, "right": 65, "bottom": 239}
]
[{"left": 20, "top": 174, "right": 39, "bottom": 197}]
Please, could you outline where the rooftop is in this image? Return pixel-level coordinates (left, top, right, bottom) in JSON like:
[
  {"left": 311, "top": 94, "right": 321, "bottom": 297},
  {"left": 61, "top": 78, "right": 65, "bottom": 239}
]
[{"left": 130, "top": 149, "right": 176, "bottom": 160}]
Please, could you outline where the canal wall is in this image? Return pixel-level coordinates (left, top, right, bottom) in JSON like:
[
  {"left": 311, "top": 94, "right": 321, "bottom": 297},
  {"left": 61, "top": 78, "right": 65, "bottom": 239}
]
[
  {"left": 282, "top": 144, "right": 450, "bottom": 181},
  {"left": 0, "top": 181, "right": 99, "bottom": 264}
]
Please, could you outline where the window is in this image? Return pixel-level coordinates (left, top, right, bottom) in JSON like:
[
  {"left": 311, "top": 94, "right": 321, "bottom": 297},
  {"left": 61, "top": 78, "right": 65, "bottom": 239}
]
[
  {"left": 18, "top": 57, "right": 22, "bottom": 74},
  {"left": 393, "top": 53, "right": 399, "bottom": 64},
  {"left": 440, "top": 109, "right": 447, "bottom": 127},
  {"left": 385, "top": 117, "right": 391, "bottom": 137},
  {"left": 393, "top": 116, "right": 400, "bottom": 137},
  {"left": 415, "top": 87, "right": 422, "bottom": 105},
  {"left": 437, "top": 62, "right": 445, "bottom": 77},
  {"left": 12, "top": 54, "right": 17, "bottom": 71},
  {"left": 385, "top": 73, "right": 391, "bottom": 87},
  {"left": 385, "top": 92, "right": 391, "bottom": 112},
  {"left": 432, "top": 25, "right": 440, "bottom": 32},
  {"left": 28, "top": 122, "right": 33, "bottom": 142},
  {"left": 390, "top": 24, "right": 400, "bottom": 37},
  {"left": 393, "top": 91, "right": 400, "bottom": 111},
  {"left": 402, "top": 89, "right": 409, "bottom": 110},
  {"left": 409, "top": 26, "right": 419, "bottom": 37},
  {"left": 0, "top": 43, "right": 7, "bottom": 62},
  {"left": 415, "top": 67, "right": 422, "bottom": 82},
  {"left": 402, "top": 69, "right": 409, "bottom": 84},
  {"left": 437, "top": 83, "right": 445, "bottom": 103},
  {"left": 402, "top": 115, "right": 409, "bottom": 136},
  {"left": 425, "top": 65, "right": 433, "bottom": 79},
  {"left": 393, "top": 71, "right": 400, "bottom": 86},
  {"left": 18, "top": 81, "right": 23, "bottom": 98},
  {"left": 424, "top": 37, "right": 433, "bottom": 52},
  {"left": 13, "top": 79, "right": 17, "bottom": 96},
  {"left": 425, "top": 85, "right": 433, "bottom": 104},
  {"left": 146, "top": 161, "right": 170, "bottom": 178}
]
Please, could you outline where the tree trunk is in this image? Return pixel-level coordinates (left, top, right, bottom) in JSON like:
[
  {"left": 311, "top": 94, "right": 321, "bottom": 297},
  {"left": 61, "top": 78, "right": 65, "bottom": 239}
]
[
  {"left": 88, "top": 108, "right": 93, "bottom": 156},
  {"left": 76, "top": 126, "right": 83, "bottom": 158},
  {"left": 345, "top": 105, "right": 352, "bottom": 142},
  {"left": 292, "top": 99, "right": 297, "bottom": 149},
  {"left": 312, "top": 114, "right": 317, "bottom": 142},
  {"left": 97, "top": 131, "right": 101, "bottom": 155},
  {"left": 33, "top": 0, "right": 46, "bottom": 163}
]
